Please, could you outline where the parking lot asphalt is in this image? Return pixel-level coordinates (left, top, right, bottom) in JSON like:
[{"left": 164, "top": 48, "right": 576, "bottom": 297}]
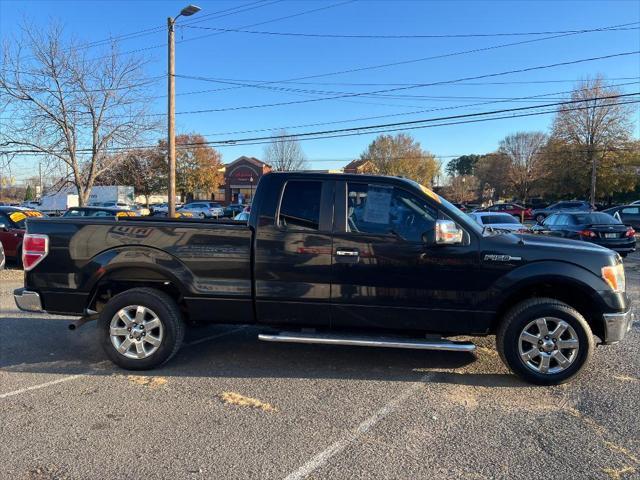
[{"left": 1, "top": 254, "right": 639, "bottom": 480}]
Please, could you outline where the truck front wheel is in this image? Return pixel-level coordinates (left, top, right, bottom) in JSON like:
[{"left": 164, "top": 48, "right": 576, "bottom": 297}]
[
  {"left": 496, "top": 298, "right": 594, "bottom": 385},
  {"left": 98, "top": 288, "right": 185, "bottom": 370}
]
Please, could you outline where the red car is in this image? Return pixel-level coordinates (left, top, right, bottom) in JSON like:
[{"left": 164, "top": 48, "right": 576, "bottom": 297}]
[
  {"left": 479, "top": 202, "right": 533, "bottom": 220},
  {"left": 0, "top": 206, "right": 45, "bottom": 265}
]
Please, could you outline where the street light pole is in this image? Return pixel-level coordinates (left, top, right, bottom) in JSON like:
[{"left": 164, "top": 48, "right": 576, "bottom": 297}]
[{"left": 167, "top": 5, "right": 201, "bottom": 218}]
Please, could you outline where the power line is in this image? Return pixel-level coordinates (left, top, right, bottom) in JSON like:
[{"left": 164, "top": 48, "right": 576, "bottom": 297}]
[
  {"left": 191, "top": 80, "right": 640, "bottom": 137},
  {"left": 170, "top": 50, "right": 640, "bottom": 115},
  {"left": 2, "top": 52, "right": 637, "bottom": 122},
  {"left": 182, "top": 22, "right": 639, "bottom": 39},
  {"left": 178, "top": 76, "right": 640, "bottom": 88},
  {"left": 2, "top": 93, "right": 637, "bottom": 155},
  {"left": 202, "top": 100, "right": 640, "bottom": 149},
  {"left": 173, "top": 21, "right": 640, "bottom": 95},
  {"left": 6, "top": 1, "right": 280, "bottom": 67},
  {"left": 66, "top": 0, "right": 354, "bottom": 65}
]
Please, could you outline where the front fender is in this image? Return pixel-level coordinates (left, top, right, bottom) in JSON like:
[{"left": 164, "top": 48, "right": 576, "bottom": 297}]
[{"left": 488, "top": 260, "right": 617, "bottom": 312}]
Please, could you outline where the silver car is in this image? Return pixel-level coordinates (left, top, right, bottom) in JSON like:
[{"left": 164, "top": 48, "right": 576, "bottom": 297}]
[
  {"left": 178, "top": 201, "right": 224, "bottom": 218},
  {"left": 469, "top": 212, "right": 529, "bottom": 233}
]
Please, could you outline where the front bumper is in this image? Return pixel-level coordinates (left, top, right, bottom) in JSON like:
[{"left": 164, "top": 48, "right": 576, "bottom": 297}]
[
  {"left": 602, "top": 308, "right": 634, "bottom": 344},
  {"left": 14, "top": 288, "right": 44, "bottom": 313}
]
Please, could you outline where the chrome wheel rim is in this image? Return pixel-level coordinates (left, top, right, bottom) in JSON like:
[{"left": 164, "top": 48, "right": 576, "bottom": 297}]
[
  {"left": 518, "top": 317, "right": 579, "bottom": 375},
  {"left": 110, "top": 305, "right": 164, "bottom": 359}
]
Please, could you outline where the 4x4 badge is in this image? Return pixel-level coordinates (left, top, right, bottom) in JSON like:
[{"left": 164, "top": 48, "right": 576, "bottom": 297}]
[{"left": 484, "top": 254, "right": 522, "bottom": 262}]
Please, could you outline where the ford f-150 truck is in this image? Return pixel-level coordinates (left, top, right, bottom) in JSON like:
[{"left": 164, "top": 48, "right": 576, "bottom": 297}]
[{"left": 14, "top": 173, "right": 633, "bottom": 385}]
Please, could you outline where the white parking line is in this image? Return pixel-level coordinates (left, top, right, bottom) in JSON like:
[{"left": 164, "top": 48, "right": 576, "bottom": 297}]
[
  {"left": 284, "top": 374, "right": 431, "bottom": 480},
  {"left": 1, "top": 327, "right": 245, "bottom": 400},
  {"left": 0, "top": 374, "right": 83, "bottom": 399}
]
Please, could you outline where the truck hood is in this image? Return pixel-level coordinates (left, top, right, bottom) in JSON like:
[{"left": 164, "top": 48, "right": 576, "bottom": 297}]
[
  {"left": 481, "top": 232, "right": 618, "bottom": 276},
  {"left": 518, "top": 234, "right": 610, "bottom": 254}
]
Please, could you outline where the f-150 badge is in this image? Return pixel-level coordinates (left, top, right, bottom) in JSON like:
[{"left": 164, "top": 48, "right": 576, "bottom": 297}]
[{"left": 484, "top": 254, "right": 522, "bottom": 262}]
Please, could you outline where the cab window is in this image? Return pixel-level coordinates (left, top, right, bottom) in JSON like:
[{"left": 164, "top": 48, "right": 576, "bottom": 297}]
[
  {"left": 278, "top": 180, "right": 322, "bottom": 231},
  {"left": 346, "top": 183, "right": 437, "bottom": 242}
]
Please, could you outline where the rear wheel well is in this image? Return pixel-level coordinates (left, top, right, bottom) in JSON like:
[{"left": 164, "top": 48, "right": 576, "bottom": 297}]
[
  {"left": 494, "top": 281, "right": 605, "bottom": 341},
  {"left": 88, "top": 268, "right": 190, "bottom": 323}
]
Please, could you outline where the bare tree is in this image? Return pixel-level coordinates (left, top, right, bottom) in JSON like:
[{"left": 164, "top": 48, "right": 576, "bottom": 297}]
[
  {"left": 499, "top": 131, "right": 547, "bottom": 203},
  {"left": 263, "top": 129, "right": 308, "bottom": 171},
  {"left": 445, "top": 175, "right": 479, "bottom": 203},
  {"left": 552, "top": 76, "right": 634, "bottom": 205},
  {"left": 0, "top": 22, "right": 157, "bottom": 205}
]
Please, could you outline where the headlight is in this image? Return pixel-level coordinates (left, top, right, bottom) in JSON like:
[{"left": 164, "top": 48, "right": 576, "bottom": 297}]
[{"left": 601, "top": 263, "right": 626, "bottom": 293}]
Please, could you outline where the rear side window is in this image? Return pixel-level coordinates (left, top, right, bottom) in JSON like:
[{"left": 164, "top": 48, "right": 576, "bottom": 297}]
[
  {"left": 278, "top": 181, "right": 322, "bottom": 231},
  {"left": 64, "top": 209, "right": 85, "bottom": 217},
  {"left": 574, "top": 213, "right": 620, "bottom": 225},
  {"left": 621, "top": 207, "right": 640, "bottom": 215},
  {"left": 482, "top": 215, "right": 519, "bottom": 225}
]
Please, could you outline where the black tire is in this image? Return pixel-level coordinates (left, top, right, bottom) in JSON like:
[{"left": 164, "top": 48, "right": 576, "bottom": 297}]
[
  {"left": 535, "top": 214, "right": 545, "bottom": 223},
  {"left": 98, "top": 288, "right": 184, "bottom": 370},
  {"left": 496, "top": 297, "right": 594, "bottom": 385}
]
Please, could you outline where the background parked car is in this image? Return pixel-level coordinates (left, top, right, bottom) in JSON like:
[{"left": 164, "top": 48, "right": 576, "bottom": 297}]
[
  {"left": 63, "top": 206, "right": 137, "bottom": 218},
  {"left": 476, "top": 202, "right": 532, "bottom": 220},
  {"left": 531, "top": 211, "right": 636, "bottom": 256},
  {"left": 232, "top": 211, "right": 250, "bottom": 222},
  {"left": 223, "top": 203, "right": 247, "bottom": 218},
  {"left": 531, "top": 200, "right": 592, "bottom": 223},
  {"left": 179, "top": 201, "right": 224, "bottom": 218},
  {"left": 602, "top": 204, "right": 640, "bottom": 230},
  {"left": 0, "top": 206, "right": 45, "bottom": 265},
  {"left": 469, "top": 212, "right": 530, "bottom": 233},
  {"left": 20, "top": 201, "right": 41, "bottom": 209}
]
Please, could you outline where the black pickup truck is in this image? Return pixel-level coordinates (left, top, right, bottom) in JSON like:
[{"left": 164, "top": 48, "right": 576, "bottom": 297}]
[{"left": 14, "top": 173, "right": 633, "bottom": 384}]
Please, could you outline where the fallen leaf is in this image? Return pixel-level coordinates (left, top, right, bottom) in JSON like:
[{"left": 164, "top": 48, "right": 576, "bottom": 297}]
[
  {"left": 218, "top": 391, "right": 277, "bottom": 412},
  {"left": 127, "top": 375, "right": 167, "bottom": 389},
  {"left": 602, "top": 466, "right": 635, "bottom": 480}
]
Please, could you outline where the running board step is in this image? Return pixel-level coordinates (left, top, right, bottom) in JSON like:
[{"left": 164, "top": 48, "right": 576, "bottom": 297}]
[{"left": 258, "top": 332, "right": 475, "bottom": 352}]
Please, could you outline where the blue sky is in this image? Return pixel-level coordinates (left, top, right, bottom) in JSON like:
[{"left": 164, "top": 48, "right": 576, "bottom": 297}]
[{"left": 1, "top": 0, "right": 639, "bottom": 176}]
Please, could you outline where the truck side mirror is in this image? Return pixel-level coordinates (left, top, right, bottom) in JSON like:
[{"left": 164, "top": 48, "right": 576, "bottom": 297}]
[{"left": 424, "top": 219, "right": 463, "bottom": 246}]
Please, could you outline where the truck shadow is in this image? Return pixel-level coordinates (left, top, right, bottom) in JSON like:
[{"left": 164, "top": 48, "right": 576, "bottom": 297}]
[{"left": 0, "top": 318, "right": 527, "bottom": 388}]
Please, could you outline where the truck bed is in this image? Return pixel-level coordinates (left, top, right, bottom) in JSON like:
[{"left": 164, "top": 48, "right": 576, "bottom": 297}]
[{"left": 24, "top": 216, "right": 254, "bottom": 323}]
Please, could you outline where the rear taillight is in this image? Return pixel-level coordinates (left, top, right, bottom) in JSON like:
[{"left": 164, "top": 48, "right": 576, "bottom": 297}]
[
  {"left": 626, "top": 227, "right": 636, "bottom": 238},
  {"left": 22, "top": 234, "right": 49, "bottom": 271},
  {"left": 579, "top": 230, "right": 597, "bottom": 238}
]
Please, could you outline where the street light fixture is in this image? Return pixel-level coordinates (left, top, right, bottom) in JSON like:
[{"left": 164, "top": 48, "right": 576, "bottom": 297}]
[
  {"left": 167, "top": 4, "right": 201, "bottom": 218},
  {"left": 180, "top": 4, "right": 201, "bottom": 16}
]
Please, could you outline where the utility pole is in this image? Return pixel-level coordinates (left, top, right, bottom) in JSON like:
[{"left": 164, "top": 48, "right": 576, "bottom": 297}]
[
  {"left": 167, "top": 16, "right": 176, "bottom": 218},
  {"left": 167, "top": 4, "right": 201, "bottom": 218},
  {"left": 38, "top": 161, "right": 43, "bottom": 199}
]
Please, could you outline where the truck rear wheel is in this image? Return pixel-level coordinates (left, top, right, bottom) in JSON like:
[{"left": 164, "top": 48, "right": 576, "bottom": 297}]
[
  {"left": 496, "top": 298, "right": 594, "bottom": 385},
  {"left": 98, "top": 288, "right": 184, "bottom": 370}
]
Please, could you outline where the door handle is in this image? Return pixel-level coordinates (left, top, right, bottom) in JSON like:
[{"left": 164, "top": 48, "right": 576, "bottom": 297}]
[{"left": 336, "top": 249, "right": 359, "bottom": 257}]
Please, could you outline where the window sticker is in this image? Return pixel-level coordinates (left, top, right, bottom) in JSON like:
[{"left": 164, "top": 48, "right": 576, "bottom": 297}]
[{"left": 363, "top": 185, "right": 393, "bottom": 224}]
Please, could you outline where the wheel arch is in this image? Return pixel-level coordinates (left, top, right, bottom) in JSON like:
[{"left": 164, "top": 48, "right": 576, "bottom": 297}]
[
  {"left": 493, "top": 277, "right": 606, "bottom": 341},
  {"left": 83, "top": 246, "right": 194, "bottom": 319}
]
